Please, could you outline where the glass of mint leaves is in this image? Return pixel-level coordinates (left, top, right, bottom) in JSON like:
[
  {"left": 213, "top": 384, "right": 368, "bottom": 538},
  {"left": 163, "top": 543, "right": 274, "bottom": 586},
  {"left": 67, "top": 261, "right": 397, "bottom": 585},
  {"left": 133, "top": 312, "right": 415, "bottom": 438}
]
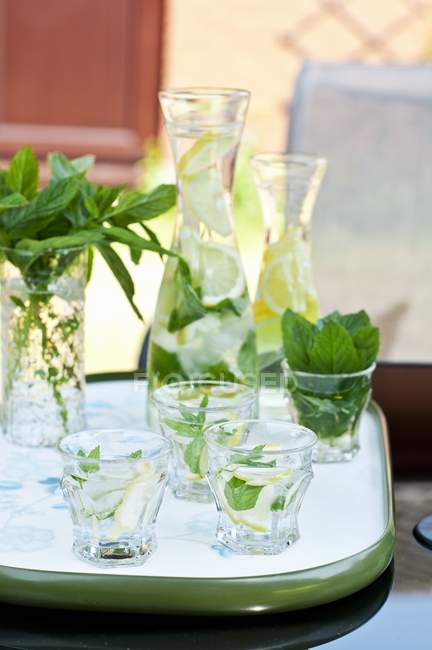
[
  {"left": 152, "top": 380, "right": 257, "bottom": 503},
  {"left": 0, "top": 146, "right": 175, "bottom": 446},
  {"left": 59, "top": 429, "right": 171, "bottom": 567},
  {"left": 205, "top": 418, "right": 316, "bottom": 554},
  {"left": 281, "top": 309, "right": 379, "bottom": 463}
]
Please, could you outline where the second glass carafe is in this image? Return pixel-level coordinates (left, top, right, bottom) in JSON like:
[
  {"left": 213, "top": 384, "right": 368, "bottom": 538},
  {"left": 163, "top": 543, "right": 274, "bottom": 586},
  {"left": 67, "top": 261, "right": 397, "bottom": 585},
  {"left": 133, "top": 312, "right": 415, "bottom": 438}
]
[{"left": 252, "top": 153, "right": 327, "bottom": 356}]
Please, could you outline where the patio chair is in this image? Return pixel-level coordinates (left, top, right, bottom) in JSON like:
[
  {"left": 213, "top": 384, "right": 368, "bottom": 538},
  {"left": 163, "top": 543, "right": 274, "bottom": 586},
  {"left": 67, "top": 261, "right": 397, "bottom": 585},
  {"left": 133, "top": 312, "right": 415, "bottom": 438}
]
[{"left": 288, "top": 61, "right": 432, "bottom": 362}]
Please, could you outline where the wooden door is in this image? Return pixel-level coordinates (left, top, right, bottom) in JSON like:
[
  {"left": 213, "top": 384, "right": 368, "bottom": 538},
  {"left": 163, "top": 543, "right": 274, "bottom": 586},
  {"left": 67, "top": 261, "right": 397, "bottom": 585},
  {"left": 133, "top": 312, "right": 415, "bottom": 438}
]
[{"left": 0, "top": 0, "right": 164, "bottom": 182}]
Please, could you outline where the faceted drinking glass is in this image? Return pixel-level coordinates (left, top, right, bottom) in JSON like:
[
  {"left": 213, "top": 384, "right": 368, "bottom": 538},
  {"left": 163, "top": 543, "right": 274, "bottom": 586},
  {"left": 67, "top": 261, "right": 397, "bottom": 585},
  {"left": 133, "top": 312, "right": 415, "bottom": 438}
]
[
  {"left": 205, "top": 419, "right": 316, "bottom": 554},
  {"left": 152, "top": 380, "right": 257, "bottom": 503},
  {"left": 282, "top": 359, "right": 375, "bottom": 462},
  {"left": 59, "top": 429, "right": 171, "bottom": 567}
]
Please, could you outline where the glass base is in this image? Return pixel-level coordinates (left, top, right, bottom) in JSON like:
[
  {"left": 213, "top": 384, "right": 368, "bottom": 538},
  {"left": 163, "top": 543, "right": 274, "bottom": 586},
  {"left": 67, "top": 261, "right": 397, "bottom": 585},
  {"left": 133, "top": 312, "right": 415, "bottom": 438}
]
[
  {"left": 171, "top": 478, "right": 213, "bottom": 503},
  {"left": 73, "top": 534, "right": 156, "bottom": 567},
  {"left": 217, "top": 524, "right": 299, "bottom": 555},
  {"left": 313, "top": 438, "right": 359, "bottom": 463},
  {"left": 3, "top": 384, "right": 86, "bottom": 447}
]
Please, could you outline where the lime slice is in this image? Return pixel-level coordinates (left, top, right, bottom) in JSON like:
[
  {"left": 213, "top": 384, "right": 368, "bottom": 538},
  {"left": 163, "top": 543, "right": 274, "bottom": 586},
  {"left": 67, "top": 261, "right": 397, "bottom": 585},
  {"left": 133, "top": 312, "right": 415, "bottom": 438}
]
[
  {"left": 258, "top": 227, "right": 319, "bottom": 321},
  {"left": 182, "top": 167, "right": 232, "bottom": 236},
  {"left": 199, "top": 242, "right": 245, "bottom": 307},
  {"left": 178, "top": 131, "right": 237, "bottom": 177}
]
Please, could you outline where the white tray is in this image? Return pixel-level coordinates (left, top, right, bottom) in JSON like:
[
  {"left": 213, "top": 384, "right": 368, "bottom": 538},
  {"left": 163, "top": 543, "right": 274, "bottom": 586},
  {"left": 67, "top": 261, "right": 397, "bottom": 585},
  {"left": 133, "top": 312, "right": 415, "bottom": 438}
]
[{"left": 0, "top": 377, "right": 394, "bottom": 615}]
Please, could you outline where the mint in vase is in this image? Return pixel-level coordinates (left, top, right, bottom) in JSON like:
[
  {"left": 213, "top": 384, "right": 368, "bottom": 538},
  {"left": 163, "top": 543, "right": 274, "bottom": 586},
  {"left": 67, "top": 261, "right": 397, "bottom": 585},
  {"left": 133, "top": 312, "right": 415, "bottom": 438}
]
[
  {"left": 0, "top": 146, "right": 176, "bottom": 446},
  {"left": 281, "top": 309, "right": 380, "bottom": 463}
]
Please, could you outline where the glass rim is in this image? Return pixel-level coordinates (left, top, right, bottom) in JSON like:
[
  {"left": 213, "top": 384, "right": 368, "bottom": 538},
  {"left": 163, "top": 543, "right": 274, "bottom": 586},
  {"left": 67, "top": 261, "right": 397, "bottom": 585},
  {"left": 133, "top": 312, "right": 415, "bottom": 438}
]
[
  {"left": 204, "top": 418, "right": 317, "bottom": 455},
  {"left": 151, "top": 380, "right": 257, "bottom": 413},
  {"left": 58, "top": 428, "right": 172, "bottom": 463},
  {"left": 159, "top": 87, "right": 250, "bottom": 101},
  {"left": 251, "top": 152, "right": 327, "bottom": 168},
  {"left": 281, "top": 358, "right": 376, "bottom": 379},
  {"left": 0, "top": 244, "right": 87, "bottom": 257}
]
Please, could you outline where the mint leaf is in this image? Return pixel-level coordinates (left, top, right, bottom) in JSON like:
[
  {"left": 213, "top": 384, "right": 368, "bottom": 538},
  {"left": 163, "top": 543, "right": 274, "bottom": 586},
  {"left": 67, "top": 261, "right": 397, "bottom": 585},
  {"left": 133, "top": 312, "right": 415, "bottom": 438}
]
[
  {"left": 6, "top": 146, "right": 39, "bottom": 200},
  {"left": 95, "top": 184, "right": 126, "bottom": 215},
  {"left": 178, "top": 405, "right": 198, "bottom": 424},
  {"left": 71, "top": 474, "right": 86, "bottom": 488},
  {"left": 108, "top": 184, "right": 176, "bottom": 224},
  {"left": 237, "top": 330, "right": 257, "bottom": 383},
  {"left": 161, "top": 418, "right": 200, "bottom": 437},
  {"left": 207, "top": 294, "right": 248, "bottom": 317},
  {"left": 0, "top": 193, "right": 28, "bottom": 211},
  {"left": 148, "top": 342, "right": 187, "bottom": 383},
  {"left": 129, "top": 449, "right": 143, "bottom": 459},
  {"left": 5, "top": 176, "right": 80, "bottom": 238},
  {"left": 99, "top": 225, "right": 173, "bottom": 257},
  {"left": 309, "top": 321, "right": 360, "bottom": 373},
  {"left": 0, "top": 170, "right": 9, "bottom": 198},
  {"left": 16, "top": 231, "right": 104, "bottom": 255},
  {"left": 230, "top": 444, "right": 277, "bottom": 468},
  {"left": 224, "top": 476, "right": 263, "bottom": 511},
  {"left": 271, "top": 496, "right": 286, "bottom": 511},
  {"left": 352, "top": 325, "right": 379, "bottom": 369},
  {"left": 97, "top": 243, "right": 143, "bottom": 321},
  {"left": 282, "top": 309, "right": 316, "bottom": 371},
  {"left": 78, "top": 444, "right": 100, "bottom": 474},
  {"left": 48, "top": 152, "right": 95, "bottom": 179},
  {"left": 168, "top": 259, "right": 206, "bottom": 333},
  {"left": 184, "top": 436, "right": 206, "bottom": 475},
  {"left": 321, "top": 310, "right": 370, "bottom": 335}
]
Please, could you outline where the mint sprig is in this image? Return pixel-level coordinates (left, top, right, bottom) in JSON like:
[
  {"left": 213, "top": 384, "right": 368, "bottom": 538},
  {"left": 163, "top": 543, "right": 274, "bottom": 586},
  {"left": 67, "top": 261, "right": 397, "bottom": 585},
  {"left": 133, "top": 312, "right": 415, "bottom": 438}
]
[
  {"left": 282, "top": 309, "right": 379, "bottom": 373},
  {"left": 0, "top": 147, "right": 176, "bottom": 319},
  {"left": 163, "top": 394, "right": 209, "bottom": 476}
]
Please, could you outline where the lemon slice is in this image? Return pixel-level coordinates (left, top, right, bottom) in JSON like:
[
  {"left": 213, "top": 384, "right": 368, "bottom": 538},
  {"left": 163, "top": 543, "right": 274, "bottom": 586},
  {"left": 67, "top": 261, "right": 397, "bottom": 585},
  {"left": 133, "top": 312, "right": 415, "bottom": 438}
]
[
  {"left": 219, "top": 484, "right": 274, "bottom": 532},
  {"left": 178, "top": 131, "right": 237, "bottom": 177},
  {"left": 199, "top": 242, "right": 245, "bottom": 306},
  {"left": 259, "top": 227, "right": 319, "bottom": 321},
  {"left": 179, "top": 226, "right": 201, "bottom": 282},
  {"left": 182, "top": 167, "right": 232, "bottom": 237},
  {"left": 111, "top": 462, "right": 159, "bottom": 534},
  {"left": 233, "top": 466, "right": 292, "bottom": 486}
]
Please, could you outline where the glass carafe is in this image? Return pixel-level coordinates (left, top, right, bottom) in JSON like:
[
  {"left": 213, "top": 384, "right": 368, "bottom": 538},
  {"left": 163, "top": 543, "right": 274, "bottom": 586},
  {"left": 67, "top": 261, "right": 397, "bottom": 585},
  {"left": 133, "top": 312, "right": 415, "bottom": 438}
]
[
  {"left": 148, "top": 88, "right": 257, "bottom": 399},
  {"left": 252, "top": 153, "right": 327, "bottom": 356}
]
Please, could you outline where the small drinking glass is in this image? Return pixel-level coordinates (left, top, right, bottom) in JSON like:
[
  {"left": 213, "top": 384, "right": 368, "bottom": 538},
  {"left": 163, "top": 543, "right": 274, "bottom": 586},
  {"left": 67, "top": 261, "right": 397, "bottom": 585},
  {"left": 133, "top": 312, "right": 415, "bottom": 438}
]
[
  {"left": 59, "top": 429, "right": 171, "bottom": 567},
  {"left": 282, "top": 360, "right": 375, "bottom": 463},
  {"left": 152, "top": 380, "right": 257, "bottom": 503},
  {"left": 205, "top": 419, "right": 316, "bottom": 555}
]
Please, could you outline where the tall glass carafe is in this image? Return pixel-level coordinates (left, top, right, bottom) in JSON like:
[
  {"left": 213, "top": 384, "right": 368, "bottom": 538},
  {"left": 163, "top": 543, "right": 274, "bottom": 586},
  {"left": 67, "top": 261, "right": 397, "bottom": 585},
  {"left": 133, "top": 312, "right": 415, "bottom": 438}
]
[
  {"left": 148, "top": 88, "right": 257, "bottom": 397},
  {"left": 252, "top": 153, "right": 327, "bottom": 356}
]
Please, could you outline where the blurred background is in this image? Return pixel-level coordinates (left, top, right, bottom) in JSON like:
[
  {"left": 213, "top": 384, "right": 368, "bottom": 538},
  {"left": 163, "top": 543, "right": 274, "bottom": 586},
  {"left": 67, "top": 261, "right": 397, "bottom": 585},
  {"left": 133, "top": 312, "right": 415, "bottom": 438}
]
[{"left": 1, "top": 0, "right": 431, "bottom": 372}]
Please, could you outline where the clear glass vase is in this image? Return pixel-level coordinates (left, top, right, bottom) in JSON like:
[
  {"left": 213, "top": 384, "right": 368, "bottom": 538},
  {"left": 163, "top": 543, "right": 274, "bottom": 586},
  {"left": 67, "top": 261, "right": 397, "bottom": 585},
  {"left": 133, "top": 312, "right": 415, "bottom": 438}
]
[
  {"left": 148, "top": 88, "right": 258, "bottom": 401},
  {"left": 0, "top": 247, "right": 87, "bottom": 446},
  {"left": 252, "top": 154, "right": 327, "bottom": 356}
]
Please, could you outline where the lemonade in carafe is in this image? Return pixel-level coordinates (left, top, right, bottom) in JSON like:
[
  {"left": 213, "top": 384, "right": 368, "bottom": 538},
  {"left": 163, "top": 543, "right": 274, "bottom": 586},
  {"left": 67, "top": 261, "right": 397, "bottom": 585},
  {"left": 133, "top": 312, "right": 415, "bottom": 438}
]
[
  {"left": 147, "top": 89, "right": 257, "bottom": 397},
  {"left": 252, "top": 154, "right": 327, "bottom": 356}
]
